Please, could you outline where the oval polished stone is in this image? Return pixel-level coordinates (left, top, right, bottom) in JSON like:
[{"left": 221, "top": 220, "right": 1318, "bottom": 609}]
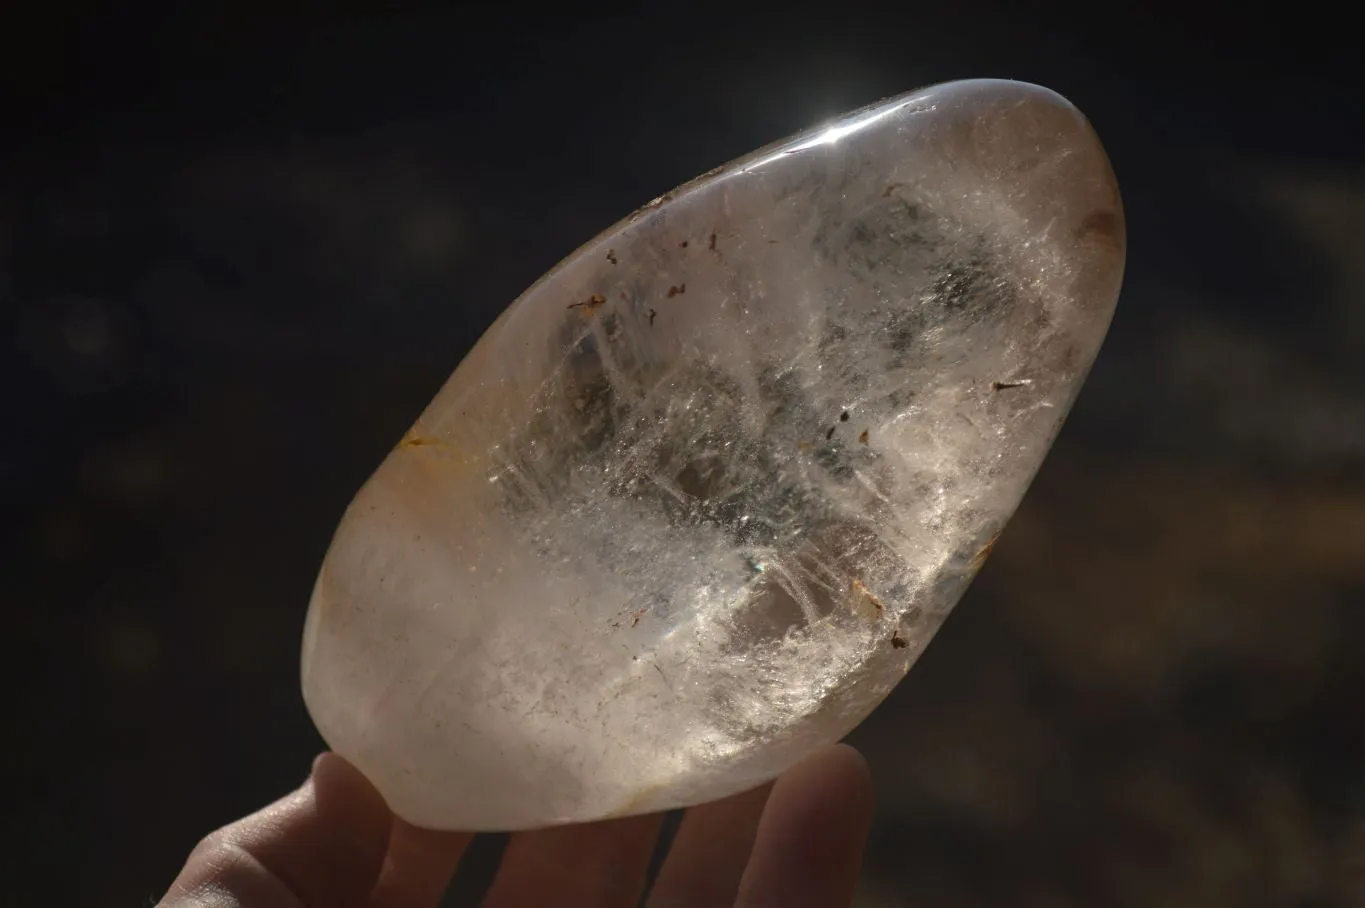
[{"left": 301, "top": 79, "right": 1126, "bottom": 831}]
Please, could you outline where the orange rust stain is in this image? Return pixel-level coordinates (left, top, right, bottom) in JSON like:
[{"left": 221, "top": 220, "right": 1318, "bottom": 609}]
[
  {"left": 399, "top": 429, "right": 441, "bottom": 450},
  {"left": 1076, "top": 208, "right": 1122, "bottom": 246},
  {"left": 969, "top": 531, "right": 1003, "bottom": 573},
  {"left": 567, "top": 293, "right": 607, "bottom": 316},
  {"left": 851, "top": 578, "right": 885, "bottom": 615}
]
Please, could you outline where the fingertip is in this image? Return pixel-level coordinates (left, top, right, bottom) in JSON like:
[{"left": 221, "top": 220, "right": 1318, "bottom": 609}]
[
  {"left": 772, "top": 743, "right": 874, "bottom": 825},
  {"left": 810, "top": 743, "right": 874, "bottom": 814},
  {"left": 734, "top": 743, "right": 875, "bottom": 908},
  {"left": 161, "top": 753, "right": 393, "bottom": 908},
  {"left": 310, "top": 751, "right": 394, "bottom": 855},
  {"left": 646, "top": 780, "right": 774, "bottom": 907},
  {"left": 310, "top": 751, "right": 386, "bottom": 814},
  {"left": 368, "top": 818, "right": 474, "bottom": 908},
  {"left": 817, "top": 742, "right": 873, "bottom": 784}
]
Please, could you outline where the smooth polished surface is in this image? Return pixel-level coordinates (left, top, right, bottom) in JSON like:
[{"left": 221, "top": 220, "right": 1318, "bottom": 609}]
[{"left": 301, "top": 79, "right": 1126, "bottom": 831}]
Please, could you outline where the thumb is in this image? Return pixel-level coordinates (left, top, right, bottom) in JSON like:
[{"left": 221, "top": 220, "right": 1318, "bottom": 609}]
[{"left": 159, "top": 752, "right": 393, "bottom": 908}]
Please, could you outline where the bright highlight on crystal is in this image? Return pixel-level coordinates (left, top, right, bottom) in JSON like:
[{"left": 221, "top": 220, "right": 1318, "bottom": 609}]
[{"left": 301, "top": 79, "right": 1126, "bottom": 831}]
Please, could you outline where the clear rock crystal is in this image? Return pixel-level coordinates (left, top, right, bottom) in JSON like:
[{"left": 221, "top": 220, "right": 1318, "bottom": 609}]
[{"left": 301, "top": 79, "right": 1125, "bottom": 831}]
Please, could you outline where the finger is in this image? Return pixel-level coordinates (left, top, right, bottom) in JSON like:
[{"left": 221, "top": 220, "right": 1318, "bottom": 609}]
[
  {"left": 480, "top": 812, "right": 664, "bottom": 908},
  {"left": 645, "top": 782, "right": 773, "bottom": 908},
  {"left": 367, "top": 818, "right": 473, "bottom": 908},
  {"left": 160, "top": 752, "right": 393, "bottom": 908},
  {"left": 734, "top": 745, "right": 873, "bottom": 908}
]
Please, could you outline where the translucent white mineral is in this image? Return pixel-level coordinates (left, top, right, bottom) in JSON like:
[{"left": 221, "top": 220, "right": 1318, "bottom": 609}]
[{"left": 301, "top": 79, "right": 1125, "bottom": 831}]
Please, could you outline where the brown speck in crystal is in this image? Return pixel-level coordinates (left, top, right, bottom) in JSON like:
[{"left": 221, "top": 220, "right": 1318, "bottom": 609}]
[
  {"left": 679, "top": 240, "right": 689, "bottom": 248},
  {"left": 399, "top": 430, "right": 439, "bottom": 450},
  {"left": 1077, "top": 208, "right": 1121, "bottom": 244},
  {"left": 839, "top": 411, "right": 850, "bottom": 422},
  {"left": 858, "top": 429, "right": 869, "bottom": 444},
  {"left": 852, "top": 578, "right": 884, "bottom": 614},
  {"left": 567, "top": 293, "right": 607, "bottom": 315},
  {"left": 825, "top": 426, "right": 836, "bottom": 441},
  {"left": 969, "top": 531, "right": 1003, "bottom": 573},
  {"left": 891, "top": 630, "right": 908, "bottom": 649},
  {"left": 606, "top": 249, "right": 618, "bottom": 265},
  {"left": 992, "top": 380, "right": 1027, "bottom": 391},
  {"left": 667, "top": 284, "right": 686, "bottom": 298},
  {"left": 648, "top": 308, "right": 657, "bottom": 326},
  {"left": 708, "top": 232, "right": 717, "bottom": 251}
]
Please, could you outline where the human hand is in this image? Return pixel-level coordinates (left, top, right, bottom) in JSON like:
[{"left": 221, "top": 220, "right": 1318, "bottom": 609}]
[{"left": 158, "top": 744, "right": 873, "bottom": 908}]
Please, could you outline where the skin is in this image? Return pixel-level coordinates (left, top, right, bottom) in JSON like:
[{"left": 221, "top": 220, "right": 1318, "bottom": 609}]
[{"left": 158, "top": 744, "right": 874, "bottom": 908}]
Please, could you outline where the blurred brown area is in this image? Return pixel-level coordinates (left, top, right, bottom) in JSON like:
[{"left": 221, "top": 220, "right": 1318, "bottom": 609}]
[{"left": 2, "top": 6, "right": 1363, "bottom": 907}]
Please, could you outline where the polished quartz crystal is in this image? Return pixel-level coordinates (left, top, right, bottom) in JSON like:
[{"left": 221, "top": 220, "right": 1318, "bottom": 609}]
[{"left": 301, "top": 79, "right": 1126, "bottom": 831}]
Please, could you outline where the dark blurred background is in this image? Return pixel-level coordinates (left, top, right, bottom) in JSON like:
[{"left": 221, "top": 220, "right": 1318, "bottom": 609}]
[{"left": 4, "top": 4, "right": 1363, "bottom": 906}]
